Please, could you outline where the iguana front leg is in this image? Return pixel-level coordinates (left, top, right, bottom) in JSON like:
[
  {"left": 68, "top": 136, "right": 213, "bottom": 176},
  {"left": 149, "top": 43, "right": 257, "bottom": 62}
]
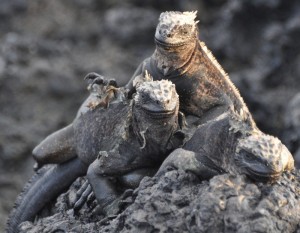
[
  {"left": 86, "top": 158, "right": 121, "bottom": 216},
  {"left": 85, "top": 150, "right": 154, "bottom": 216},
  {"left": 156, "top": 148, "right": 224, "bottom": 180},
  {"left": 73, "top": 168, "right": 156, "bottom": 212}
]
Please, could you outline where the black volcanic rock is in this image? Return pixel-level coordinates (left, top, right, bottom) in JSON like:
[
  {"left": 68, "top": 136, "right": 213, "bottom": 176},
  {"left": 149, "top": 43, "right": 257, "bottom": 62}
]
[{"left": 19, "top": 168, "right": 300, "bottom": 233}]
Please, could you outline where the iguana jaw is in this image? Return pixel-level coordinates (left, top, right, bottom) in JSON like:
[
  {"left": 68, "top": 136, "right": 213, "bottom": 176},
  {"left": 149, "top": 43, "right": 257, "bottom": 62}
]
[
  {"left": 141, "top": 107, "right": 178, "bottom": 119},
  {"left": 154, "top": 36, "right": 196, "bottom": 48}
]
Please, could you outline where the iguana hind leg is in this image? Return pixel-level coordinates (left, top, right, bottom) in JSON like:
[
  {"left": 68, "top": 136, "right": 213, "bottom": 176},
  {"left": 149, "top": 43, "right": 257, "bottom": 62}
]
[{"left": 32, "top": 124, "right": 76, "bottom": 167}]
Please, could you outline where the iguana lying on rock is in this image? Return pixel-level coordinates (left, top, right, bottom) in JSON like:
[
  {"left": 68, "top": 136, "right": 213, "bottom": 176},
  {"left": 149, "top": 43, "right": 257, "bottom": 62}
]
[
  {"left": 73, "top": 10, "right": 295, "bottom": 213},
  {"left": 157, "top": 108, "right": 294, "bottom": 182},
  {"left": 126, "top": 11, "right": 256, "bottom": 128},
  {"left": 7, "top": 75, "right": 184, "bottom": 233}
]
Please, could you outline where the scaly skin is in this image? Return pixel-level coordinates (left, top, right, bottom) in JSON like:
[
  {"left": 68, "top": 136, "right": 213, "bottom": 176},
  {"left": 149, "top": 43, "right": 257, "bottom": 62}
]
[
  {"left": 157, "top": 109, "right": 294, "bottom": 183},
  {"left": 126, "top": 11, "right": 256, "bottom": 128},
  {"left": 7, "top": 77, "right": 184, "bottom": 233}
]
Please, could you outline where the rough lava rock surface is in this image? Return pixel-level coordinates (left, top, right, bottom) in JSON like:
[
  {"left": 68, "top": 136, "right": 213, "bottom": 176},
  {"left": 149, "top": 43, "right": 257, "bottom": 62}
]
[
  {"left": 2, "top": 0, "right": 300, "bottom": 231},
  {"left": 19, "top": 169, "right": 300, "bottom": 233}
]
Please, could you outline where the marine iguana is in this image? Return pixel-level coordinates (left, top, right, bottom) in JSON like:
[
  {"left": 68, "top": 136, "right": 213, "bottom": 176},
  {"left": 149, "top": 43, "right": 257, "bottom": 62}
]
[
  {"left": 157, "top": 108, "right": 294, "bottom": 182},
  {"left": 7, "top": 75, "right": 184, "bottom": 233},
  {"left": 125, "top": 11, "right": 256, "bottom": 128},
  {"left": 72, "top": 11, "right": 295, "bottom": 214}
]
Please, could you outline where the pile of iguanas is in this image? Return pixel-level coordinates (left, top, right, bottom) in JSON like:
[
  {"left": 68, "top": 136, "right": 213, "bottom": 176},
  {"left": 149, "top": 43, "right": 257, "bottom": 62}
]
[{"left": 7, "top": 11, "right": 294, "bottom": 233}]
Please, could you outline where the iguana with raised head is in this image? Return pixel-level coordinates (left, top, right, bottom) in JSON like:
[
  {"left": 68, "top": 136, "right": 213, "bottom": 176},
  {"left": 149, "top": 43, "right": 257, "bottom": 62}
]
[
  {"left": 157, "top": 108, "right": 294, "bottom": 182},
  {"left": 126, "top": 11, "right": 256, "bottom": 127},
  {"left": 6, "top": 75, "right": 184, "bottom": 233},
  {"left": 71, "top": 11, "right": 294, "bottom": 214}
]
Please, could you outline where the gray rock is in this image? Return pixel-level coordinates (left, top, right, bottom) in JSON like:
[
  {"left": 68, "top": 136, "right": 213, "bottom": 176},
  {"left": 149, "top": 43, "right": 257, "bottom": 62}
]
[
  {"left": 19, "top": 168, "right": 300, "bottom": 233},
  {"left": 103, "top": 6, "right": 159, "bottom": 44}
]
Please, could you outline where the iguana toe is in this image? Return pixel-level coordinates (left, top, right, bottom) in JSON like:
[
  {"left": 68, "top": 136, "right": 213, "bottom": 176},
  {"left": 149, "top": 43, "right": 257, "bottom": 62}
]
[
  {"left": 73, "top": 181, "right": 92, "bottom": 212},
  {"left": 102, "top": 198, "right": 122, "bottom": 216},
  {"left": 108, "top": 79, "right": 118, "bottom": 87},
  {"left": 84, "top": 72, "right": 103, "bottom": 82}
]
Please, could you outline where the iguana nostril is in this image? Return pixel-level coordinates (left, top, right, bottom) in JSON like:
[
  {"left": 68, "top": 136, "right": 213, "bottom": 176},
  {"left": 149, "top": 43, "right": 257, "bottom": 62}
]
[{"left": 167, "top": 34, "right": 171, "bottom": 38}]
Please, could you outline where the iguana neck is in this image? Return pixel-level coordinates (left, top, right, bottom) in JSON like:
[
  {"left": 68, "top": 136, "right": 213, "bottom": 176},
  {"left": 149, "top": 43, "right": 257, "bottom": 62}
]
[{"left": 153, "top": 39, "right": 197, "bottom": 76}]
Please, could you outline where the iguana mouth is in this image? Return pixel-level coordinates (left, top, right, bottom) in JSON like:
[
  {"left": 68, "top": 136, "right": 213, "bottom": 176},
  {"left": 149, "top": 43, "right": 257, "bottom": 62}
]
[
  {"left": 245, "top": 167, "right": 281, "bottom": 181},
  {"left": 154, "top": 38, "right": 191, "bottom": 48},
  {"left": 142, "top": 108, "right": 176, "bottom": 119}
]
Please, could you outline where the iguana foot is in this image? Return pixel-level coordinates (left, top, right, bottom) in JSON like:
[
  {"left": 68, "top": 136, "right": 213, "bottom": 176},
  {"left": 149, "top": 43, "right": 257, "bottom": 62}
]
[
  {"left": 84, "top": 72, "right": 118, "bottom": 89},
  {"left": 84, "top": 72, "right": 120, "bottom": 109},
  {"left": 89, "top": 188, "right": 134, "bottom": 218},
  {"left": 73, "top": 181, "right": 95, "bottom": 212},
  {"left": 97, "top": 189, "right": 134, "bottom": 216},
  {"left": 118, "top": 189, "right": 134, "bottom": 206},
  {"left": 84, "top": 72, "right": 103, "bottom": 82}
]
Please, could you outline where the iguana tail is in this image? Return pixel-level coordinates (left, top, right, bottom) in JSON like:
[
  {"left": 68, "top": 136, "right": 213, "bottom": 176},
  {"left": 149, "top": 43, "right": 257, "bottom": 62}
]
[{"left": 6, "top": 158, "right": 88, "bottom": 233}]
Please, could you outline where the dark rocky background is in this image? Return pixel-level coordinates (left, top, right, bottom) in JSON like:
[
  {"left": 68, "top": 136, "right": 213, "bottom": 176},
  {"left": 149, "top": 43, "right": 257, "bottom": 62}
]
[{"left": 1, "top": 0, "right": 300, "bottom": 232}]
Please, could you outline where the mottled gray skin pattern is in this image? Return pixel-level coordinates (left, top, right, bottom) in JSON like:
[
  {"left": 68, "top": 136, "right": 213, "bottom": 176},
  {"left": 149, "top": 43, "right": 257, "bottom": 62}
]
[
  {"left": 126, "top": 11, "right": 256, "bottom": 128},
  {"left": 7, "top": 78, "right": 183, "bottom": 233},
  {"left": 158, "top": 110, "right": 294, "bottom": 183}
]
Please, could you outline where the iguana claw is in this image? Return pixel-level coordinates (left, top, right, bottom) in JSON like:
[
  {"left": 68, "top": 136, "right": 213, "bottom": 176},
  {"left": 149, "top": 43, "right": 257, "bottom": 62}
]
[
  {"left": 73, "top": 180, "right": 93, "bottom": 212},
  {"left": 98, "top": 189, "right": 134, "bottom": 216},
  {"left": 84, "top": 72, "right": 103, "bottom": 81},
  {"left": 107, "top": 79, "right": 118, "bottom": 88},
  {"left": 84, "top": 72, "right": 118, "bottom": 88}
]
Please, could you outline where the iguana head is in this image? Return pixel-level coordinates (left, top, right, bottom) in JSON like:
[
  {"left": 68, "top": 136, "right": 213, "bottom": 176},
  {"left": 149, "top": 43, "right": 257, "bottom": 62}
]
[
  {"left": 154, "top": 11, "right": 198, "bottom": 47},
  {"left": 133, "top": 79, "right": 179, "bottom": 119},
  {"left": 132, "top": 78, "right": 180, "bottom": 150},
  {"left": 235, "top": 133, "right": 294, "bottom": 182}
]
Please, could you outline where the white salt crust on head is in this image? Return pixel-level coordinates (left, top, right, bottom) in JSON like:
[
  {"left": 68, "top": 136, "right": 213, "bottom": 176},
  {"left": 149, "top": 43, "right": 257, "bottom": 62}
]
[
  {"left": 158, "top": 11, "right": 198, "bottom": 26},
  {"left": 155, "top": 11, "right": 199, "bottom": 44},
  {"left": 237, "top": 133, "right": 282, "bottom": 160},
  {"left": 136, "top": 80, "right": 177, "bottom": 103}
]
